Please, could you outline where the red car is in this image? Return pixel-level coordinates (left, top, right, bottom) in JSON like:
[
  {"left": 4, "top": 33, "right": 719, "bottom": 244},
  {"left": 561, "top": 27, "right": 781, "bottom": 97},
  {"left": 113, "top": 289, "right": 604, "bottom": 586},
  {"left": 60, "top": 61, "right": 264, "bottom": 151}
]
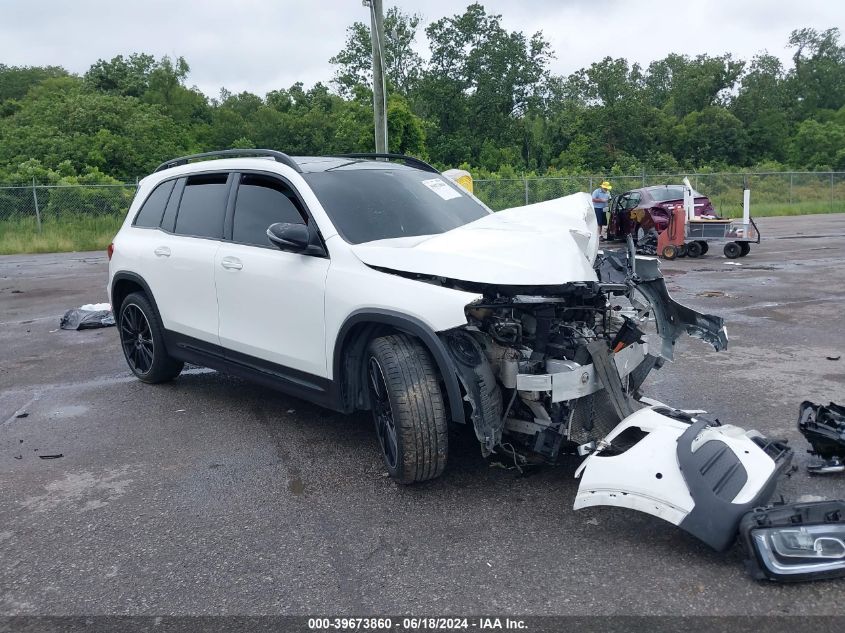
[{"left": 607, "top": 185, "right": 718, "bottom": 241}]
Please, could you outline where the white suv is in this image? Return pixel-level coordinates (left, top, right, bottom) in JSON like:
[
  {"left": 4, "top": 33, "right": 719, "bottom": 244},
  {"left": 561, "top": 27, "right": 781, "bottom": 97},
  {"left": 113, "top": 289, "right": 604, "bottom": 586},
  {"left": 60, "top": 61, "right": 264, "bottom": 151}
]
[{"left": 109, "top": 149, "right": 808, "bottom": 564}]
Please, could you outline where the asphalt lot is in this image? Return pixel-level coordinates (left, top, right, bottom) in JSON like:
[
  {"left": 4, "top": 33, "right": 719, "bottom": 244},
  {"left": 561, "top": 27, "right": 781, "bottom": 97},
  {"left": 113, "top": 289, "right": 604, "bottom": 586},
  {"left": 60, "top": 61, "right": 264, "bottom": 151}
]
[{"left": 1, "top": 213, "right": 845, "bottom": 616}]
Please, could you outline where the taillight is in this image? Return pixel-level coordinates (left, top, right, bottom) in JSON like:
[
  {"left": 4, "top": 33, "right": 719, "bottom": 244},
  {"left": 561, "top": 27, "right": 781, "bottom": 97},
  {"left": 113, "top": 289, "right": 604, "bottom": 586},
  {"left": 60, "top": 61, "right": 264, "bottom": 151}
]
[{"left": 107, "top": 243, "right": 115, "bottom": 260}]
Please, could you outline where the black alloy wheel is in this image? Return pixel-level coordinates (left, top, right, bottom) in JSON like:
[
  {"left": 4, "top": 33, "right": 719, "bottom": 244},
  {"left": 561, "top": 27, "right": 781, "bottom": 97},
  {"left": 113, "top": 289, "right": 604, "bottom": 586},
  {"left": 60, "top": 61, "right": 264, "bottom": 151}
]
[
  {"left": 120, "top": 303, "right": 154, "bottom": 375},
  {"left": 368, "top": 356, "right": 399, "bottom": 471},
  {"left": 117, "top": 291, "right": 183, "bottom": 383}
]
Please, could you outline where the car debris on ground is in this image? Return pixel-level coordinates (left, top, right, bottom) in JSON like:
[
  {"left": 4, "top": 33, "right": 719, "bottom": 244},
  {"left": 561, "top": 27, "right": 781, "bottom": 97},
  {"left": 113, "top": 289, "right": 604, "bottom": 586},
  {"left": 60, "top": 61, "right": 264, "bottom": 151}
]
[
  {"left": 799, "top": 401, "right": 845, "bottom": 475},
  {"left": 59, "top": 302, "right": 115, "bottom": 330}
]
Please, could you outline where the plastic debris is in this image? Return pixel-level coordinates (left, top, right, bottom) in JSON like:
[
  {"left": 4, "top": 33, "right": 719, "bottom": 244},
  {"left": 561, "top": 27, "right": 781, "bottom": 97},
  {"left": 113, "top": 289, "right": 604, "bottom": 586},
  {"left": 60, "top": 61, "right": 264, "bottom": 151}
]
[
  {"left": 38, "top": 454, "right": 63, "bottom": 460},
  {"left": 798, "top": 401, "right": 845, "bottom": 475},
  {"left": 60, "top": 303, "right": 115, "bottom": 330}
]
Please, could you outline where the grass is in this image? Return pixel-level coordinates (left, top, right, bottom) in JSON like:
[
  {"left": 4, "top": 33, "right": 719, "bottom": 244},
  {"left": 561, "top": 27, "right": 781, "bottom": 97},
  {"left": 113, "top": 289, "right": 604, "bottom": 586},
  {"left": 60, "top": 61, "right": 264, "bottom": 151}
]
[
  {"left": 0, "top": 200, "right": 843, "bottom": 254},
  {"left": 713, "top": 200, "right": 843, "bottom": 218},
  {"left": 0, "top": 214, "right": 123, "bottom": 255}
]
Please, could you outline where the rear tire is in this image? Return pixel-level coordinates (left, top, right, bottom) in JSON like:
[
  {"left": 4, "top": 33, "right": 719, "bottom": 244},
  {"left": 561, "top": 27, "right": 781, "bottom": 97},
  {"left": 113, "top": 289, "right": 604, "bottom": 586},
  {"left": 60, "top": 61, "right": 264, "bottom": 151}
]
[
  {"left": 724, "top": 242, "right": 742, "bottom": 259},
  {"left": 698, "top": 241, "right": 709, "bottom": 255},
  {"left": 118, "top": 292, "right": 183, "bottom": 384},
  {"left": 739, "top": 242, "right": 751, "bottom": 257},
  {"left": 366, "top": 334, "right": 448, "bottom": 484}
]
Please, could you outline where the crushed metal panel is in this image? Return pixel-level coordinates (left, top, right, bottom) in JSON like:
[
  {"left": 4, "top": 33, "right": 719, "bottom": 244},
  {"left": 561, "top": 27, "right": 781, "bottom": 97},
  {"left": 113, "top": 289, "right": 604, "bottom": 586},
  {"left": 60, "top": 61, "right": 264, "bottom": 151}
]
[{"left": 597, "top": 251, "right": 728, "bottom": 361}]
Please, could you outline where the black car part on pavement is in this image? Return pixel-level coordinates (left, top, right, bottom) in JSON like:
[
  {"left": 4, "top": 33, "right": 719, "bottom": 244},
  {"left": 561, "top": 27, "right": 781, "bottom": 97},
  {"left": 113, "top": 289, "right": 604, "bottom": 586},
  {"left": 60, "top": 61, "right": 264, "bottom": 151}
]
[
  {"left": 741, "top": 500, "right": 845, "bottom": 582},
  {"left": 798, "top": 400, "right": 845, "bottom": 474}
]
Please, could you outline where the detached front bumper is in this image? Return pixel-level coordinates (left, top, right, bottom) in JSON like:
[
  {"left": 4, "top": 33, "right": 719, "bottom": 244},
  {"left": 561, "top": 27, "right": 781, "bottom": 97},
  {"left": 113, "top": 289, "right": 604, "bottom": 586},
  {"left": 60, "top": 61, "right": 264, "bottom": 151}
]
[{"left": 575, "top": 407, "right": 793, "bottom": 551}]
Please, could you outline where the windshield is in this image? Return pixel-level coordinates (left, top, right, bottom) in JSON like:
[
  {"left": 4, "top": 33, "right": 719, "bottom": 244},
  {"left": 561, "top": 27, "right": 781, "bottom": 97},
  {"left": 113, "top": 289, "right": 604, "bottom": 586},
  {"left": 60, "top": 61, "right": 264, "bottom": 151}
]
[
  {"left": 648, "top": 187, "right": 704, "bottom": 202},
  {"left": 303, "top": 168, "right": 490, "bottom": 244}
]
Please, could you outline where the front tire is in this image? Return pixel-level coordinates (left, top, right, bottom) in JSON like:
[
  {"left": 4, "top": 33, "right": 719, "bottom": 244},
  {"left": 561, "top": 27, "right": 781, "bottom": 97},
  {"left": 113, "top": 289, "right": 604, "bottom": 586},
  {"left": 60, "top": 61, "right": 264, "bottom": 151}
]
[
  {"left": 118, "top": 292, "right": 183, "bottom": 383},
  {"left": 366, "top": 334, "right": 448, "bottom": 484}
]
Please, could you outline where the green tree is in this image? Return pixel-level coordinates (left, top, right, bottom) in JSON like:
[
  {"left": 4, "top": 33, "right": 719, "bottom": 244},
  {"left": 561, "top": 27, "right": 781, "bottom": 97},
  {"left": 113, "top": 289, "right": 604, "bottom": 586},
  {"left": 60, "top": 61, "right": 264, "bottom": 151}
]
[
  {"left": 674, "top": 106, "right": 749, "bottom": 166},
  {"left": 417, "top": 3, "right": 551, "bottom": 166},
  {"left": 731, "top": 53, "right": 790, "bottom": 162},
  {"left": 787, "top": 28, "right": 845, "bottom": 115},
  {"left": 0, "top": 64, "right": 69, "bottom": 103},
  {"left": 330, "top": 7, "right": 424, "bottom": 95},
  {"left": 789, "top": 117, "right": 845, "bottom": 170},
  {"left": 0, "top": 77, "right": 193, "bottom": 179},
  {"left": 645, "top": 53, "right": 744, "bottom": 116}
]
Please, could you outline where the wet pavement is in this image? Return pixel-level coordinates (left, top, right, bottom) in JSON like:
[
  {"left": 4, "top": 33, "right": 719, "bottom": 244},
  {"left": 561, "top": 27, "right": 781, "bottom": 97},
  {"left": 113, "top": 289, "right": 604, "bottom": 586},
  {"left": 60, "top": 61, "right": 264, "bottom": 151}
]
[{"left": 1, "top": 214, "right": 845, "bottom": 615}]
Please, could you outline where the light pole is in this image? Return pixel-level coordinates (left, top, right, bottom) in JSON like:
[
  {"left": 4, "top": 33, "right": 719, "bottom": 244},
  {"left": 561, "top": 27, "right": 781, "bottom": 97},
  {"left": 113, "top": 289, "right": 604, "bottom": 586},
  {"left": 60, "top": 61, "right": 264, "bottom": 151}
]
[{"left": 363, "top": 0, "right": 388, "bottom": 153}]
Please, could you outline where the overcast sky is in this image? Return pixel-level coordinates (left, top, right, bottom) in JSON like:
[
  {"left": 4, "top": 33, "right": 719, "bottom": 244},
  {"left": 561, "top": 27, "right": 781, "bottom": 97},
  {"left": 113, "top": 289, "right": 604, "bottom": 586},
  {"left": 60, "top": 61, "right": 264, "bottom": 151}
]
[{"left": 1, "top": 0, "right": 841, "bottom": 98}]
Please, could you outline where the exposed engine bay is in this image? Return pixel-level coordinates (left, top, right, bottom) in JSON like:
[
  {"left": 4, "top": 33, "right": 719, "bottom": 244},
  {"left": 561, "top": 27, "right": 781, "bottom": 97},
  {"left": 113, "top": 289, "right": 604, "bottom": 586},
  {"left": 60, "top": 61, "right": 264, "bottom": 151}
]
[{"left": 442, "top": 246, "right": 728, "bottom": 464}]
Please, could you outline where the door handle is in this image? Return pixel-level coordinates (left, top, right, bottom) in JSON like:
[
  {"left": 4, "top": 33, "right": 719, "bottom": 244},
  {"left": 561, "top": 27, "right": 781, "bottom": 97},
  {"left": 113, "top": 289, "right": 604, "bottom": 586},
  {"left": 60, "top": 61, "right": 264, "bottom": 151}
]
[
  {"left": 154, "top": 246, "right": 171, "bottom": 257},
  {"left": 220, "top": 256, "right": 243, "bottom": 271}
]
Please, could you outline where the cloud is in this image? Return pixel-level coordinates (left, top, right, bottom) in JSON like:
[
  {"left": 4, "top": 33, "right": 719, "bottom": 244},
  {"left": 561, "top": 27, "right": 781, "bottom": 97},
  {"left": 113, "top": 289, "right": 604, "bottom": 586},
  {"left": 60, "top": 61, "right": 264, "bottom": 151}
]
[{"left": 0, "top": 0, "right": 841, "bottom": 97}]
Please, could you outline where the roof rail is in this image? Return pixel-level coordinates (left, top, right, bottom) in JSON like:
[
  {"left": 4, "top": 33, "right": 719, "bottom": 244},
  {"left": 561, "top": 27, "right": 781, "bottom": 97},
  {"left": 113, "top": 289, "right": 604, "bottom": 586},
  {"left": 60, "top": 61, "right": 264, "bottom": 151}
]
[
  {"left": 154, "top": 149, "right": 302, "bottom": 174},
  {"left": 332, "top": 153, "right": 439, "bottom": 174}
]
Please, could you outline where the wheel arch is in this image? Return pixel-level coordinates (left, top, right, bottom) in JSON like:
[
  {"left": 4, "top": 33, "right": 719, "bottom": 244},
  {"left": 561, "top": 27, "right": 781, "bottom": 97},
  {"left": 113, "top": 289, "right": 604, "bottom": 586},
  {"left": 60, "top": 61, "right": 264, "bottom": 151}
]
[
  {"left": 332, "top": 309, "right": 465, "bottom": 424},
  {"left": 111, "top": 272, "right": 154, "bottom": 311}
]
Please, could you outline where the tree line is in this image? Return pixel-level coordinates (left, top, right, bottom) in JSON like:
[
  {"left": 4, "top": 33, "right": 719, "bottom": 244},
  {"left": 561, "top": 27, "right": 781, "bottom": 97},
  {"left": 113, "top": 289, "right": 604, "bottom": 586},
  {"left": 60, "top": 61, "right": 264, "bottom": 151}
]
[{"left": 0, "top": 3, "right": 843, "bottom": 187}]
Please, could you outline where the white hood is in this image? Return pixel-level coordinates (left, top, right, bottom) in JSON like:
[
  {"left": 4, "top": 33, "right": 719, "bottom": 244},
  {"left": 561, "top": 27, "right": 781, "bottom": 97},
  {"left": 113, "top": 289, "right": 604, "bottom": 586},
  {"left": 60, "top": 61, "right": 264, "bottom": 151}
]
[{"left": 350, "top": 193, "right": 600, "bottom": 286}]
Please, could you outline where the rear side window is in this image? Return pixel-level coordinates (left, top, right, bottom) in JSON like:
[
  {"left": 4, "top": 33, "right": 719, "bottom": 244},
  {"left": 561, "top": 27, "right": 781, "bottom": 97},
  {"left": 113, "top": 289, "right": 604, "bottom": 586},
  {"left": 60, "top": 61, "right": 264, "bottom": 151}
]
[
  {"left": 625, "top": 193, "right": 641, "bottom": 209},
  {"left": 133, "top": 179, "right": 176, "bottom": 228},
  {"left": 174, "top": 173, "right": 229, "bottom": 239},
  {"left": 232, "top": 174, "right": 305, "bottom": 247}
]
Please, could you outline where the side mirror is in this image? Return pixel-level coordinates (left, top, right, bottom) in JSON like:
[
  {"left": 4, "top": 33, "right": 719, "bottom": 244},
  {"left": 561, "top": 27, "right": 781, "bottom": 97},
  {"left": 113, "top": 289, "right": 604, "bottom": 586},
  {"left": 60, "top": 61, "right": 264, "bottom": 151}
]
[{"left": 266, "top": 223, "right": 327, "bottom": 257}]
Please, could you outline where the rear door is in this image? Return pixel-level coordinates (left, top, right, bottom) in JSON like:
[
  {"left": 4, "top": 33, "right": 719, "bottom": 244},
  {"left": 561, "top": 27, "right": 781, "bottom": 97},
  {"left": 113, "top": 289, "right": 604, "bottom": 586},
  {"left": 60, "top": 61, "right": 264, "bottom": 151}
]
[
  {"left": 143, "top": 172, "right": 231, "bottom": 345},
  {"left": 214, "top": 172, "right": 330, "bottom": 379}
]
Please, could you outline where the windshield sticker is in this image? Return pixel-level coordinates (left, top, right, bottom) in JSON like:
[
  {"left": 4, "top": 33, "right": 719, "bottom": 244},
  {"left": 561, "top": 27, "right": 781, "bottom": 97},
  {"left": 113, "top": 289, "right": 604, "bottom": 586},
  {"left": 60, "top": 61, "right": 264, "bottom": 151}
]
[{"left": 422, "top": 178, "right": 462, "bottom": 201}]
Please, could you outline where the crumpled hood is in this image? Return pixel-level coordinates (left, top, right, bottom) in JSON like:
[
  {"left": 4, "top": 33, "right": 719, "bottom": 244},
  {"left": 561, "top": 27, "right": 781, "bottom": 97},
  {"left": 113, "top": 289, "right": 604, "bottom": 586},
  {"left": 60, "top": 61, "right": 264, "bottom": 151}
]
[{"left": 349, "top": 192, "right": 600, "bottom": 286}]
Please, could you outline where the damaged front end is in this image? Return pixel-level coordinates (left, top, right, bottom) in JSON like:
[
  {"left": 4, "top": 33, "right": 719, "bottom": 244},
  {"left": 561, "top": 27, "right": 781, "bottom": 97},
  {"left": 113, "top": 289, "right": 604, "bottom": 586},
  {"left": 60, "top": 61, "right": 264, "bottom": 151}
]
[
  {"left": 438, "top": 244, "right": 808, "bottom": 566},
  {"left": 440, "top": 245, "right": 729, "bottom": 464}
]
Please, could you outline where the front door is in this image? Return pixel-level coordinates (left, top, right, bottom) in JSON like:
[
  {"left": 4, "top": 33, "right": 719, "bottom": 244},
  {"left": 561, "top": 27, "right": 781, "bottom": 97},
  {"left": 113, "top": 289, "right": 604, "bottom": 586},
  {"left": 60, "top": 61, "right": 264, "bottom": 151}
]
[{"left": 214, "top": 172, "right": 330, "bottom": 379}]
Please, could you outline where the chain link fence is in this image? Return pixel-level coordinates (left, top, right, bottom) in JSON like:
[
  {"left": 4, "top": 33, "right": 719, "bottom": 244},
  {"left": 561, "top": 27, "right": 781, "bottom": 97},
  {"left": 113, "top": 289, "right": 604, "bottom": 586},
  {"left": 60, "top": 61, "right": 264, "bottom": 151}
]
[
  {"left": 0, "top": 182, "right": 137, "bottom": 227},
  {"left": 474, "top": 172, "right": 845, "bottom": 216},
  {"left": 1, "top": 172, "right": 844, "bottom": 235}
]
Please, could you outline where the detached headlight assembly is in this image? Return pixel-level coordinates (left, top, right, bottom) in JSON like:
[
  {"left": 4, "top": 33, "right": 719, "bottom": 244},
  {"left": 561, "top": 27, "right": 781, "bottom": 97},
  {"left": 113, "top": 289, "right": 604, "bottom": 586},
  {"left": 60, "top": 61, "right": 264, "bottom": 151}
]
[{"left": 741, "top": 501, "right": 845, "bottom": 581}]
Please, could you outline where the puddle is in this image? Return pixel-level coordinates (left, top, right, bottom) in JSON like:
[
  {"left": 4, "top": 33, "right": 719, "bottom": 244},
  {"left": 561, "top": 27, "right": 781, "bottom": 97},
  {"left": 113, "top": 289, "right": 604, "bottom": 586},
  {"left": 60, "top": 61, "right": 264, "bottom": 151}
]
[
  {"left": 288, "top": 477, "right": 306, "bottom": 496},
  {"left": 49, "top": 404, "right": 89, "bottom": 419}
]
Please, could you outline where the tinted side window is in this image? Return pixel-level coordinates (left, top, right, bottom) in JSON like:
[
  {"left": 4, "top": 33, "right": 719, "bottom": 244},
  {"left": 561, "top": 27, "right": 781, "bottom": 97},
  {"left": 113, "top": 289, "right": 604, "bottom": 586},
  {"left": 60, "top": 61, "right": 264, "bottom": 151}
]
[
  {"left": 133, "top": 179, "right": 176, "bottom": 228},
  {"left": 232, "top": 174, "right": 305, "bottom": 247},
  {"left": 160, "top": 178, "right": 185, "bottom": 232},
  {"left": 173, "top": 173, "right": 229, "bottom": 239}
]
